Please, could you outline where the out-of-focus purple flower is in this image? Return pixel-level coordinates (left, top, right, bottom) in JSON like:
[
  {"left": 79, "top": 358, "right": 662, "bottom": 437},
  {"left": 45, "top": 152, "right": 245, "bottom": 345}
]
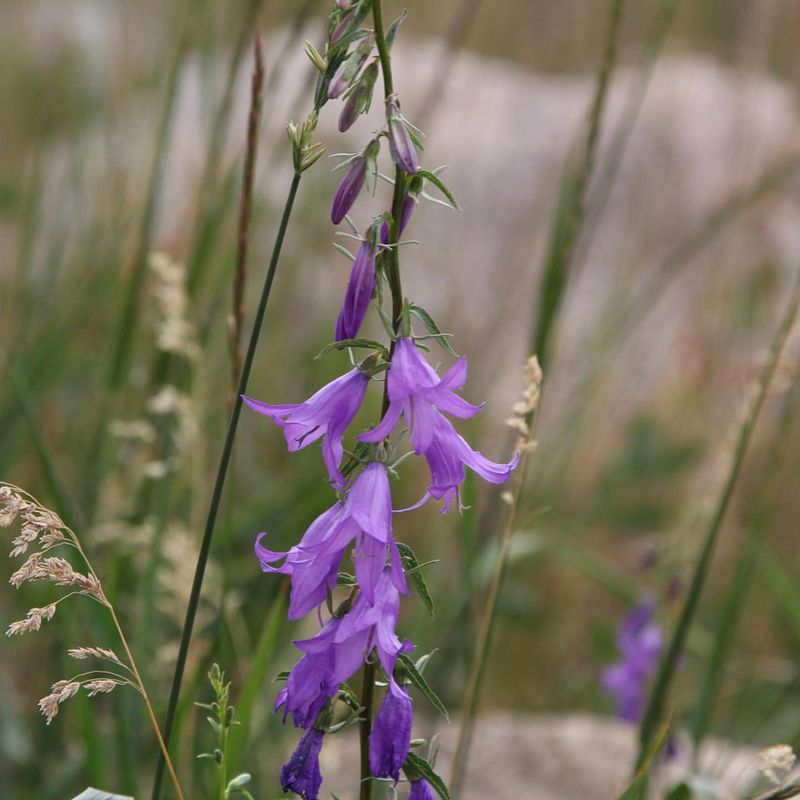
[
  {"left": 335, "top": 238, "right": 377, "bottom": 342},
  {"left": 380, "top": 192, "right": 417, "bottom": 244},
  {"left": 280, "top": 727, "right": 324, "bottom": 800},
  {"left": 386, "top": 95, "right": 418, "bottom": 174},
  {"left": 409, "top": 780, "right": 435, "bottom": 800},
  {"left": 359, "top": 338, "right": 482, "bottom": 454},
  {"left": 276, "top": 568, "right": 413, "bottom": 729},
  {"left": 257, "top": 463, "right": 407, "bottom": 618},
  {"left": 369, "top": 682, "right": 412, "bottom": 782},
  {"left": 242, "top": 367, "right": 369, "bottom": 489},
  {"left": 601, "top": 601, "right": 662, "bottom": 723}
]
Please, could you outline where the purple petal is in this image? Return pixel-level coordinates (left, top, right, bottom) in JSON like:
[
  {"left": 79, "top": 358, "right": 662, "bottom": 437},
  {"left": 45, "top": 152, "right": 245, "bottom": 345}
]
[
  {"left": 357, "top": 399, "right": 402, "bottom": 443},
  {"left": 346, "top": 462, "right": 391, "bottom": 542},
  {"left": 369, "top": 685, "right": 412, "bottom": 782},
  {"left": 280, "top": 728, "right": 324, "bottom": 800},
  {"left": 409, "top": 780, "right": 436, "bottom": 800},
  {"left": 331, "top": 155, "right": 367, "bottom": 224},
  {"left": 335, "top": 240, "right": 376, "bottom": 341}
]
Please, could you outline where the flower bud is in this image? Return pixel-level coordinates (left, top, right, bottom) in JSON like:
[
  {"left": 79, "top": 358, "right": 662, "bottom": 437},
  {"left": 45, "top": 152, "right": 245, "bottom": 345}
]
[
  {"left": 328, "top": 37, "right": 373, "bottom": 99},
  {"left": 386, "top": 94, "right": 418, "bottom": 174},
  {"left": 335, "top": 234, "right": 378, "bottom": 341},
  {"left": 338, "top": 61, "right": 378, "bottom": 133},
  {"left": 331, "top": 139, "right": 379, "bottom": 224},
  {"left": 380, "top": 191, "right": 416, "bottom": 244}
]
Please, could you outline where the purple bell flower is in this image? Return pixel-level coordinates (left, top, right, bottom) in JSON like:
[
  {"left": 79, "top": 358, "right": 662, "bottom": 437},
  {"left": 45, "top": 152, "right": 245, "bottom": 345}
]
[
  {"left": 369, "top": 681, "right": 413, "bottom": 782},
  {"left": 386, "top": 94, "right": 417, "bottom": 174},
  {"left": 256, "top": 462, "right": 407, "bottom": 616},
  {"left": 422, "top": 410, "right": 519, "bottom": 513},
  {"left": 242, "top": 367, "right": 369, "bottom": 489},
  {"left": 335, "top": 238, "right": 377, "bottom": 342},
  {"left": 280, "top": 727, "right": 324, "bottom": 800},
  {"left": 359, "top": 338, "right": 483, "bottom": 454},
  {"left": 409, "top": 780, "right": 435, "bottom": 800},
  {"left": 276, "top": 569, "right": 413, "bottom": 729},
  {"left": 601, "top": 601, "right": 662, "bottom": 723}
]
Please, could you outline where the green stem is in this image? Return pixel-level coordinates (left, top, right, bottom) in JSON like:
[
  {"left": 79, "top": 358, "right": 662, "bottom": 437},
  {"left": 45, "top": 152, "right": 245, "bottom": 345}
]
[
  {"left": 355, "top": 4, "right": 407, "bottom": 799},
  {"left": 150, "top": 172, "right": 303, "bottom": 800},
  {"left": 634, "top": 272, "right": 800, "bottom": 772}
]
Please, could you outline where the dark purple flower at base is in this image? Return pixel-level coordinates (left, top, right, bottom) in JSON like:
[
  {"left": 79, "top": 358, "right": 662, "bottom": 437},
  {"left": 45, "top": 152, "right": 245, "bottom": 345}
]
[
  {"left": 242, "top": 367, "right": 369, "bottom": 488},
  {"left": 369, "top": 683, "right": 412, "bottom": 782},
  {"left": 335, "top": 238, "right": 377, "bottom": 342},
  {"left": 280, "top": 727, "right": 324, "bottom": 800},
  {"left": 409, "top": 780, "right": 435, "bottom": 800},
  {"left": 601, "top": 601, "right": 662, "bottom": 723}
]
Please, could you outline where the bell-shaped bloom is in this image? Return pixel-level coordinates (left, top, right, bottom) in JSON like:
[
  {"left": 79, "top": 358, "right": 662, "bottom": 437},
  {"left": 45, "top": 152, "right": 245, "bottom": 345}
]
[
  {"left": 256, "top": 463, "right": 407, "bottom": 618},
  {"left": 331, "top": 155, "right": 367, "bottom": 224},
  {"left": 280, "top": 727, "right": 324, "bottom": 800},
  {"left": 386, "top": 95, "right": 418, "bottom": 174},
  {"left": 359, "top": 338, "right": 482, "bottom": 455},
  {"left": 335, "top": 238, "right": 377, "bottom": 342},
  {"left": 423, "top": 410, "right": 519, "bottom": 513},
  {"left": 369, "top": 681, "right": 412, "bottom": 782},
  {"left": 601, "top": 601, "right": 662, "bottom": 723},
  {"left": 242, "top": 367, "right": 369, "bottom": 489},
  {"left": 409, "top": 780, "right": 435, "bottom": 800},
  {"left": 276, "top": 569, "right": 413, "bottom": 730}
]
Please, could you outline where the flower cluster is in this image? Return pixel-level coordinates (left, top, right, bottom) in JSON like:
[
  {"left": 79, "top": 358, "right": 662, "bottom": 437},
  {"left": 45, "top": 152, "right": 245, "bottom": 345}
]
[{"left": 243, "top": 3, "right": 519, "bottom": 798}]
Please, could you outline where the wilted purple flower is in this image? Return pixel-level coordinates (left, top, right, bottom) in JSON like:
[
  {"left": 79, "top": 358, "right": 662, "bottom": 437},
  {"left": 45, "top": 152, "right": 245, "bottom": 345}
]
[
  {"left": 335, "top": 238, "right": 377, "bottom": 342},
  {"left": 256, "top": 463, "right": 407, "bottom": 617},
  {"left": 386, "top": 94, "right": 418, "bottom": 174},
  {"left": 276, "top": 568, "right": 413, "bottom": 729},
  {"left": 369, "top": 682, "right": 412, "bottom": 782},
  {"left": 422, "top": 410, "right": 519, "bottom": 513},
  {"left": 380, "top": 192, "right": 417, "bottom": 244},
  {"left": 601, "top": 601, "right": 662, "bottom": 723},
  {"left": 242, "top": 368, "right": 369, "bottom": 489},
  {"left": 359, "top": 338, "right": 482, "bottom": 454},
  {"left": 409, "top": 780, "right": 435, "bottom": 800},
  {"left": 280, "top": 727, "right": 324, "bottom": 800}
]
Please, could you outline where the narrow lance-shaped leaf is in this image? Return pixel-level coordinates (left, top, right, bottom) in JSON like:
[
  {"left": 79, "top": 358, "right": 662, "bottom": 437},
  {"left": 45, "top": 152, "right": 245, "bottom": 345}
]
[{"left": 397, "top": 653, "right": 448, "bottom": 721}]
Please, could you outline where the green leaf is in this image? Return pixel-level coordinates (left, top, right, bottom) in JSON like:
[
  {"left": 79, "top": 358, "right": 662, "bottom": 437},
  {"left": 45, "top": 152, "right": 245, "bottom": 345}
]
[
  {"left": 396, "top": 542, "right": 435, "bottom": 618},
  {"left": 71, "top": 790, "right": 134, "bottom": 800},
  {"left": 416, "top": 169, "right": 459, "bottom": 210},
  {"left": 336, "top": 683, "right": 362, "bottom": 712},
  {"left": 402, "top": 753, "right": 451, "bottom": 800},
  {"left": 409, "top": 304, "right": 458, "bottom": 357},
  {"left": 386, "top": 10, "right": 408, "bottom": 46},
  {"left": 665, "top": 784, "right": 693, "bottom": 800},
  {"left": 315, "top": 337, "right": 389, "bottom": 360},
  {"left": 397, "top": 653, "right": 448, "bottom": 721}
]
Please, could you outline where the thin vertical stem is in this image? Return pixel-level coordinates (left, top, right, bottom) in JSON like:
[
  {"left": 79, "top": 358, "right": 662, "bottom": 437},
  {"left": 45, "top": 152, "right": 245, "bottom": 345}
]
[
  {"left": 150, "top": 172, "right": 303, "bottom": 800},
  {"left": 356, "top": 4, "right": 407, "bottom": 799},
  {"left": 635, "top": 272, "right": 800, "bottom": 772}
]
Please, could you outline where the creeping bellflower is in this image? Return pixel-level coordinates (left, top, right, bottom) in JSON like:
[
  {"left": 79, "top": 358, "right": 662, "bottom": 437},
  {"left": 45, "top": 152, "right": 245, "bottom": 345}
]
[
  {"left": 256, "top": 462, "right": 407, "bottom": 616},
  {"left": 423, "top": 410, "right": 519, "bottom": 513},
  {"left": 280, "top": 727, "right": 324, "bottom": 800},
  {"left": 276, "top": 569, "right": 413, "bottom": 730},
  {"left": 380, "top": 191, "right": 417, "bottom": 244},
  {"left": 601, "top": 601, "right": 662, "bottom": 723},
  {"left": 409, "top": 780, "right": 435, "bottom": 800},
  {"left": 359, "top": 338, "right": 482, "bottom": 454},
  {"left": 331, "top": 155, "right": 367, "bottom": 224},
  {"left": 335, "top": 237, "right": 378, "bottom": 342},
  {"left": 242, "top": 367, "right": 369, "bottom": 489},
  {"left": 369, "top": 682, "right": 413, "bottom": 782}
]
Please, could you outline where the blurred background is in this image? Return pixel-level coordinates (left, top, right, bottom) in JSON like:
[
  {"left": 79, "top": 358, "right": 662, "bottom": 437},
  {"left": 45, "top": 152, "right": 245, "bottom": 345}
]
[{"left": 1, "top": 0, "right": 800, "bottom": 798}]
